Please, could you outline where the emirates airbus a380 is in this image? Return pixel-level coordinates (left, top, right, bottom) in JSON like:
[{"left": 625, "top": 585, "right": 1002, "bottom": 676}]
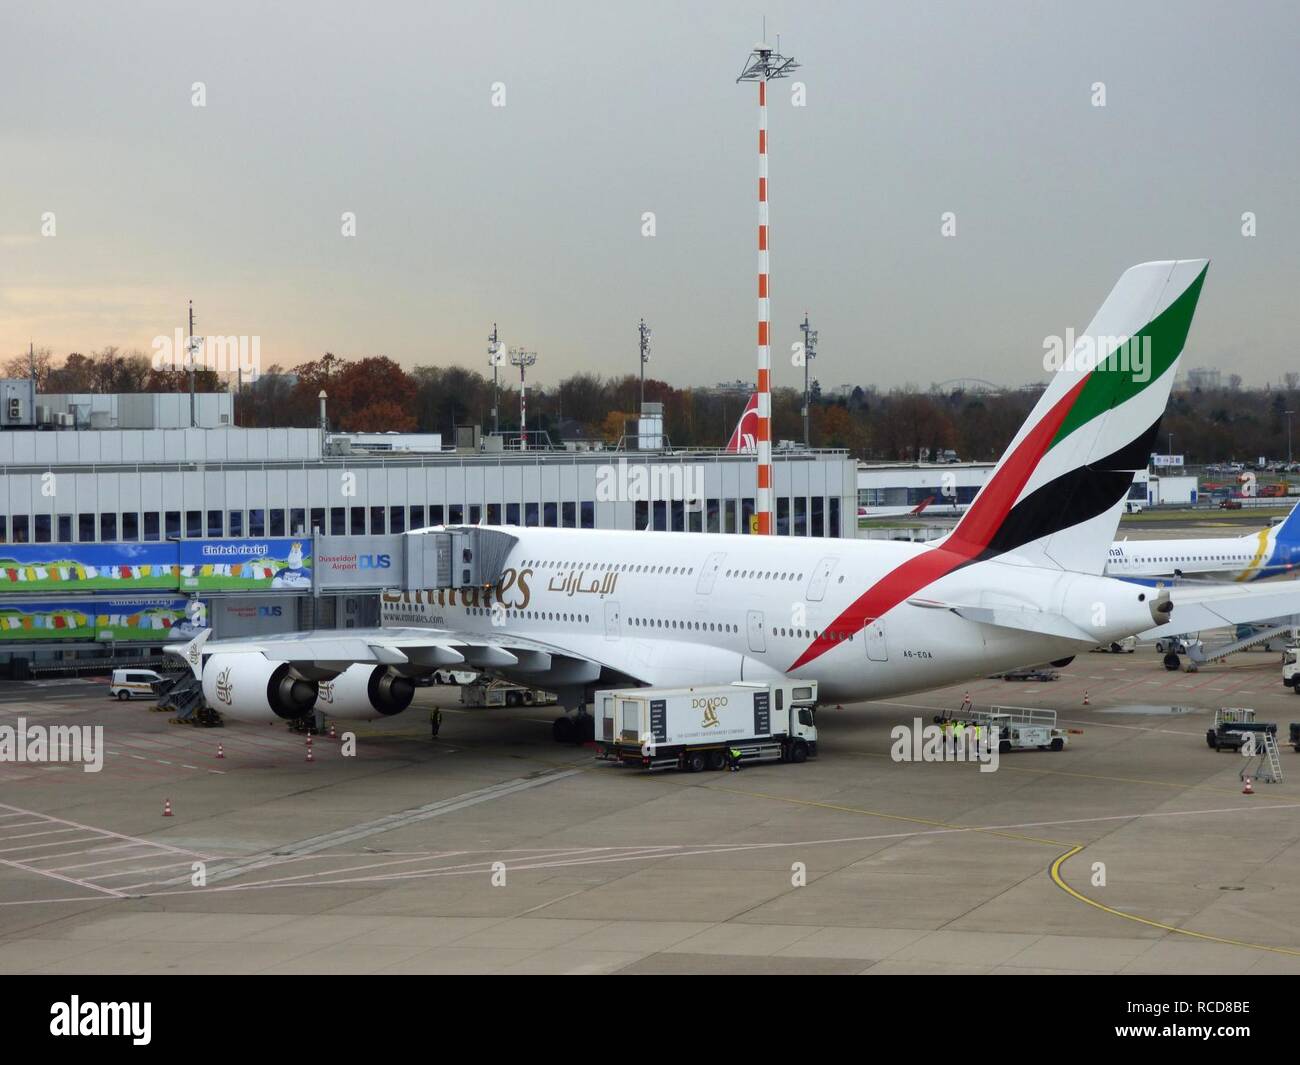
[{"left": 173, "top": 260, "right": 1218, "bottom": 741}]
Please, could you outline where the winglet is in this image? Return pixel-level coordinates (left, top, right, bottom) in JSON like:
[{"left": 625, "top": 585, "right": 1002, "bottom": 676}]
[{"left": 165, "top": 627, "right": 211, "bottom": 679}]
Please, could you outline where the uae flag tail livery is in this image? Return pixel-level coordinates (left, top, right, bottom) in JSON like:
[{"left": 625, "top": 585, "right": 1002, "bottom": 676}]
[{"left": 788, "top": 259, "right": 1207, "bottom": 673}]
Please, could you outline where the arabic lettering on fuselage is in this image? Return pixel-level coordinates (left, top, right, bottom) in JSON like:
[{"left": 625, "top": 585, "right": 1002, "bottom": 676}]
[{"left": 545, "top": 569, "right": 619, "bottom": 598}]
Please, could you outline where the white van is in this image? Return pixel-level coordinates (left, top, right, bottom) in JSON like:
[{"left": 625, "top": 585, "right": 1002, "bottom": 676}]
[{"left": 109, "top": 669, "right": 163, "bottom": 700}]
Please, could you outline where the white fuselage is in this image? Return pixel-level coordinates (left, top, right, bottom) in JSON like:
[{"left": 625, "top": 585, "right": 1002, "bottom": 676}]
[
  {"left": 1105, "top": 527, "right": 1298, "bottom": 583},
  {"left": 381, "top": 526, "right": 1153, "bottom": 703}
]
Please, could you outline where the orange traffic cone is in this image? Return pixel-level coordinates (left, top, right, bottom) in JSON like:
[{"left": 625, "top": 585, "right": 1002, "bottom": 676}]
[
  {"left": 216, "top": 743, "right": 224, "bottom": 759},
  {"left": 162, "top": 799, "right": 173, "bottom": 817},
  {"left": 328, "top": 722, "right": 337, "bottom": 740},
  {"left": 1243, "top": 776, "right": 1254, "bottom": 795},
  {"left": 1083, "top": 689, "right": 1090, "bottom": 706},
  {"left": 306, "top": 744, "right": 314, "bottom": 763}
]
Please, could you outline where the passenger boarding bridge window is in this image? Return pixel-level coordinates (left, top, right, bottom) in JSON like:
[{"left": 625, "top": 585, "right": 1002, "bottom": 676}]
[
  {"left": 331, "top": 508, "right": 346, "bottom": 535},
  {"left": 270, "top": 509, "right": 285, "bottom": 536},
  {"left": 228, "top": 511, "right": 243, "bottom": 537},
  {"left": 249, "top": 510, "right": 265, "bottom": 537},
  {"left": 207, "top": 511, "right": 222, "bottom": 537},
  {"left": 390, "top": 506, "right": 405, "bottom": 533},
  {"left": 349, "top": 507, "right": 364, "bottom": 535},
  {"left": 581, "top": 501, "right": 594, "bottom": 528},
  {"left": 562, "top": 502, "right": 576, "bottom": 528},
  {"left": 122, "top": 513, "right": 138, "bottom": 541},
  {"left": 59, "top": 514, "right": 73, "bottom": 542},
  {"left": 143, "top": 513, "right": 159, "bottom": 541},
  {"left": 80, "top": 513, "right": 96, "bottom": 542},
  {"left": 12, "top": 515, "right": 29, "bottom": 543},
  {"left": 34, "top": 515, "right": 51, "bottom": 543},
  {"left": 370, "top": 507, "right": 386, "bottom": 534}
]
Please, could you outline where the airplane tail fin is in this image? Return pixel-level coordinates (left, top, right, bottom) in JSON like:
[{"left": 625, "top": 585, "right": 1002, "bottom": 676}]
[
  {"left": 725, "top": 393, "right": 759, "bottom": 453},
  {"left": 946, "top": 259, "right": 1209, "bottom": 574},
  {"left": 1275, "top": 498, "right": 1300, "bottom": 542}
]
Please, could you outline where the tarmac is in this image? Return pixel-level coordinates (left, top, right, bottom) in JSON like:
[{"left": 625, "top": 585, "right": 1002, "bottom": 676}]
[{"left": 2, "top": 647, "right": 1298, "bottom": 975}]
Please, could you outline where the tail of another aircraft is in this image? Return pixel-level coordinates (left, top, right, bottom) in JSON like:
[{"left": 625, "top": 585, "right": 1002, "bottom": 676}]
[
  {"left": 947, "top": 259, "right": 1209, "bottom": 573},
  {"left": 725, "top": 393, "right": 759, "bottom": 453}
]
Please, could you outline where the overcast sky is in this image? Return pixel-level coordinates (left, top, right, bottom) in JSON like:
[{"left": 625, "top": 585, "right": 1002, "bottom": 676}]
[{"left": 2, "top": 1, "right": 1297, "bottom": 391}]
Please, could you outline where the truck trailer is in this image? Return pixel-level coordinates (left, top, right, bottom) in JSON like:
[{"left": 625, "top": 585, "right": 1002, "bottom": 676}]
[{"left": 594, "top": 681, "right": 819, "bottom": 771}]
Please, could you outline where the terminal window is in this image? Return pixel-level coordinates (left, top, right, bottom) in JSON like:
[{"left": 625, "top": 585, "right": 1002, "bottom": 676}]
[
  {"left": 390, "top": 506, "right": 405, "bottom": 533},
  {"left": 80, "top": 513, "right": 96, "bottom": 542},
  {"left": 12, "top": 515, "right": 29, "bottom": 543},
  {"left": 350, "top": 507, "right": 365, "bottom": 535},
  {"left": 410, "top": 505, "right": 425, "bottom": 529},
  {"left": 0, "top": 516, "right": 6, "bottom": 542},
  {"left": 249, "top": 509, "right": 265, "bottom": 537},
  {"left": 207, "top": 511, "right": 223, "bottom": 537},
  {"left": 186, "top": 510, "right": 202, "bottom": 538},
  {"left": 503, "top": 503, "right": 517, "bottom": 525},
  {"left": 485, "top": 503, "right": 500, "bottom": 525},
  {"left": 544, "top": 502, "right": 557, "bottom": 527},
  {"left": 58, "top": 514, "right": 73, "bottom": 542},
  {"left": 270, "top": 510, "right": 285, "bottom": 536},
  {"left": 469, "top": 505, "right": 481, "bottom": 524},
  {"left": 99, "top": 514, "right": 116, "bottom": 542},
  {"left": 430, "top": 505, "right": 445, "bottom": 525},
  {"left": 228, "top": 511, "right": 243, "bottom": 537},
  {"left": 308, "top": 508, "right": 323, "bottom": 535},
  {"left": 35, "top": 515, "right": 51, "bottom": 543},
  {"left": 581, "top": 501, "right": 594, "bottom": 528},
  {"left": 331, "top": 508, "right": 346, "bottom": 535},
  {"left": 370, "top": 507, "right": 386, "bottom": 534},
  {"left": 450, "top": 504, "right": 464, "bottom": 524},
  {"left": 523, "top": 503, "right": 537, "bottom": 526},
  {"left": 122, "top": 513, "right": 138, "bottom": 541},
  {"left": 562, "top": 501, "right": 576, "bottom": 528},
  {"left": 143, "top": 513, "right": 159, "bottom": 541}
]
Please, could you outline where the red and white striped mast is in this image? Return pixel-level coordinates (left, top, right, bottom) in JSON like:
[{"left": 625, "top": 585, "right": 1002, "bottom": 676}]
[{"left": 737, "top": 37, "right": 799, "bottom": 534}]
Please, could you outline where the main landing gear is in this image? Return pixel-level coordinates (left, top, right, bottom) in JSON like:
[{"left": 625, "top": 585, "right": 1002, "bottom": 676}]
[{"left": 553, "top": 711, "right": 595, "bottom": 745}]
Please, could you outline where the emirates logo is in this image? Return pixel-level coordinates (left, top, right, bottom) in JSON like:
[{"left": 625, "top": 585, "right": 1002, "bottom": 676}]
[{"left": 214, "top": 666, "right": 233, "bottom": 705}]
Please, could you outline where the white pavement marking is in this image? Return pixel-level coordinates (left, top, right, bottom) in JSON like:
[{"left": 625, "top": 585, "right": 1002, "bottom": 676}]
[{"left": 192, "top": 766, "right": 584, "bottom": 886}]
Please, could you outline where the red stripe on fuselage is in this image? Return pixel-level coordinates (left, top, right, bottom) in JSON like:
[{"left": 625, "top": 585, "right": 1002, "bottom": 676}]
[{"left": 788, "top": 375, "right": 1090, "bottom": 671}]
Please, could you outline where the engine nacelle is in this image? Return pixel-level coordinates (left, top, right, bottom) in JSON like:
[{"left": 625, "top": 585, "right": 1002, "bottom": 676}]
[
  {"left": 316, "top": 664, "right": 415, "bottom": 720},
  {"left": 203, "top": 653, "right": 318, "bottom": 723}
]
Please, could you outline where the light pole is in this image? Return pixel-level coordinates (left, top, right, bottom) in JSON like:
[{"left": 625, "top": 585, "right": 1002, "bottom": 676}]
[
  {"left": 737, "top": 36, "right": 799, "bottom": 534},
  {"left": 1287, "top": 410, "right": 1294, "bottom": 466},
  {"left": 638, "top": 318, "right": 651, "bottom": 411},
  {"left": 509, "top": 348, "right": 537, "bottom": 451},
  {"left": 799, "top": 311, "right": 817, "bottom": 447},
  {"left": 488, "top": 324, "right": 502, "bottom": 435}
]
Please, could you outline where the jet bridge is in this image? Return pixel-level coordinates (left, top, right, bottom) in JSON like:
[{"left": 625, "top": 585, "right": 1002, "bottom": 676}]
[{"left": 401, "top": 527, "right": 519, "bottom": 591}]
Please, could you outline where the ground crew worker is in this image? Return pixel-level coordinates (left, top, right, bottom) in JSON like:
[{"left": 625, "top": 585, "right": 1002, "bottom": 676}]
[
  {"left": 430, "top": 708, "right": 442, "bottom": 738},
  {"left": 728, "top": 746, "right": 743, "bottom": 771},
  {"left": 953, "top": 720, "right": 965, "bottom": 753}
]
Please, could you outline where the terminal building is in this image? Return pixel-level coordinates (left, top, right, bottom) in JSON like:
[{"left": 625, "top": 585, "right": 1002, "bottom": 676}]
[{"left": 0, "top": 404, "right": 857, "bottom": 675}]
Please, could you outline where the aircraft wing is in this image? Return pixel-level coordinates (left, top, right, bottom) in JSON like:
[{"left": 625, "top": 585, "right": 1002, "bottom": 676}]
[
  {"left": 1139, "top": 582, "right": 1300, "bottom": 638},
  {"left": 166, "top": 626, "right": 622, "bottom": 686}
]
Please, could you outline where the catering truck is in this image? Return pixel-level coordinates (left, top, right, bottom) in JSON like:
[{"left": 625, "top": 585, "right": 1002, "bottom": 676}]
[{"left": 593, "top": 680, "right": 819, "bottom": 771}]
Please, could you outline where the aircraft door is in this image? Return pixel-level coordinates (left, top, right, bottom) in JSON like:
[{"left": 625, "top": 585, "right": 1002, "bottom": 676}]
[
  {"left": 747, "top": 610, "right": 767, "bottom": 653},
  {"left": 695, "top": 552, "right": 726, "bottom": 595},
  {"left": 806, "top": 557, "right": 838, "bottom": 602},
  {"left": 604, "top": 600, "right": 621, "bottom": 640},
  {"left": 865, "top": 618, "right": 888, "bottom": 662}
]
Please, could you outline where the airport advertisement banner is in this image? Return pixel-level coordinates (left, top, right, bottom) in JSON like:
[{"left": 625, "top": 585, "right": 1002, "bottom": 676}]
[
  {"left": 178, "top": 538, "right": 313, "bottom": 592},
  {"left": 314, "top": 535, "right": 401, "bottom": 589},
  {"left": 0, "top": 544, "right": 179, "bottom": 592},
  {"left": 0, "top": 597, "right": 199, "bottom": 642}
]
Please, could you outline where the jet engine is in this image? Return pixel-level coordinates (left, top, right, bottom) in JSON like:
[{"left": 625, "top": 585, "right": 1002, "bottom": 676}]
[
  {"left": 202, "top": 653, "right": 318, "bottom": 723},
  {"left": 316, "top": 663, "right": 416, "bottom": 720}
]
